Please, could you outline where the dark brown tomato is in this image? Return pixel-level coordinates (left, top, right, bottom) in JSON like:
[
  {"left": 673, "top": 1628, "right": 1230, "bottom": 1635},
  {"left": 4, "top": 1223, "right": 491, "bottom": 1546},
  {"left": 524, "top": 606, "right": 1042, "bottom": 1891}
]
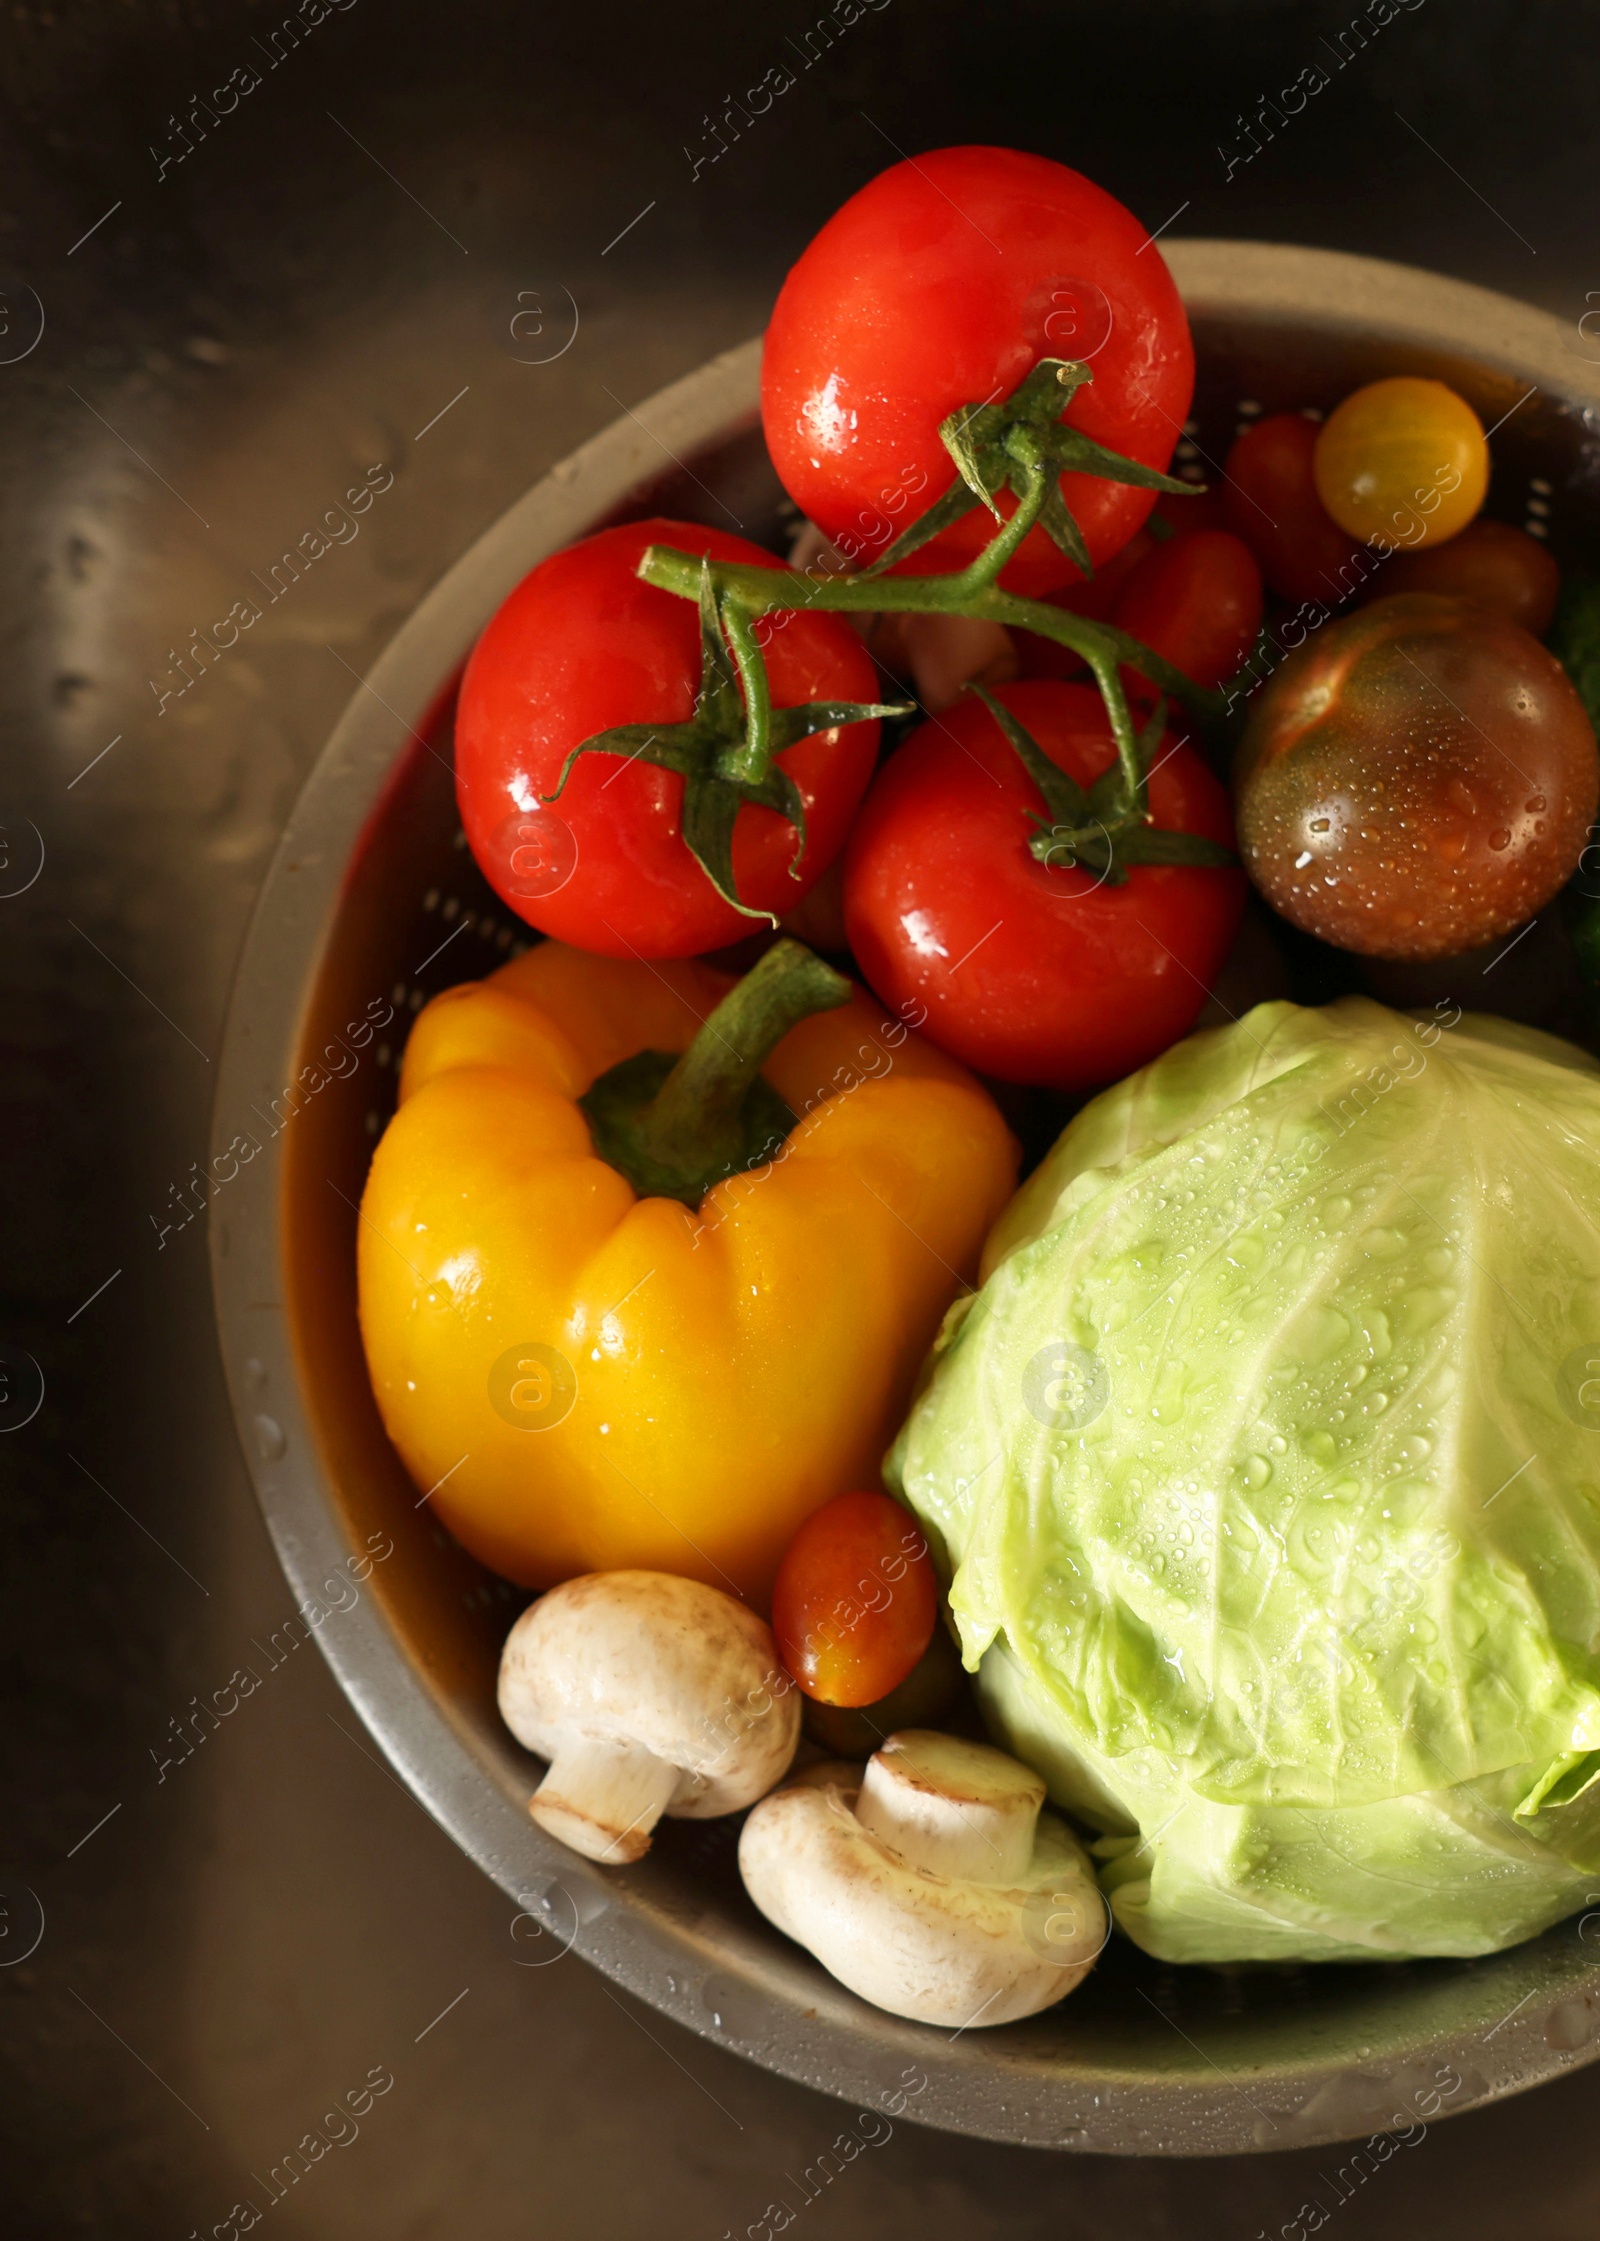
[{"left": 1235, "top": 593, "right": 1598, "bottom": 960}]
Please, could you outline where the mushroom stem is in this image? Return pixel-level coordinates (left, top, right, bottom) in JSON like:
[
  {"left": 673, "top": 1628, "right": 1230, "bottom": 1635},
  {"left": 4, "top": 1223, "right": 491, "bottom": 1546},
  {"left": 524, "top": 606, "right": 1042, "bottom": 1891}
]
[
  {"left": 529, "top": 1738, "right": 682, "bottom": 1866},
  {"left": 855, "top": 1730, "right": 1043, "bottom": 1885}
]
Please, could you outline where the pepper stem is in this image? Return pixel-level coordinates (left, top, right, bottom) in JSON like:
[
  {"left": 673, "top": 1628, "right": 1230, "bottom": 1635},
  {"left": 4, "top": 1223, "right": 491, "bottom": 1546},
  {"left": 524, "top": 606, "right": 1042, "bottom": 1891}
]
[{"left": 579, "top": 939, "right": 853, "bottom": 1207}]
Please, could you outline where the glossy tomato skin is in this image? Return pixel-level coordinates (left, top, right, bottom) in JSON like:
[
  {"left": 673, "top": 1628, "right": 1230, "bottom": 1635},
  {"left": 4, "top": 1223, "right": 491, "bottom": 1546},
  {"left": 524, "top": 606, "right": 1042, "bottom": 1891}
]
[
  {"left": 1313, "top": 377, "right": 1487, "bottom": 549},
  {"left": 455, "top": 519, "right": 882, "bottom": 959},
  {"left": 1235, "top": 594, "right": 1598, "bottom": 961},
  {"left": 1367, "top": 517, "right": 1560, "bottom": 635},
  {"left": 771, "top": 1491, "right": 938, "bottom": 1708},
  {"left": 762, "top": 147, "right": 1194, "bottom": 599},
  {"left": 1154, "top": 483, "right": 1232, "bottom": 538},
  {"left": 1112, "top": 528, "right": 1264, "bottom": 698},
  {"left": 1014, "top": 528, "right": 1153, "bottom": 680},
  {"left": 1223, "top": 411, "right": 1366, "bottom": 608},
  {"left": 842, "top": 682, "right": 1246, "bottom": 1094}
]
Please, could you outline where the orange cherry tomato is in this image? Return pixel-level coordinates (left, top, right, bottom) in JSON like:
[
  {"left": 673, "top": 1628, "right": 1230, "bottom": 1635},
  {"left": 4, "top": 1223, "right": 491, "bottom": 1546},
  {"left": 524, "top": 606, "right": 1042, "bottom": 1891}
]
[
  {"left": 1364, "top": 517, "right": 1559, "bottom": 635},
  {"left": 1313, "top": 376, "right": 1487, "bottom": 550},
  {"left": 1112, "top": 527, "right": 1264, "bottom": 700},
  {"left": 1222, "top": 411, "right": 1366, "bottom": 609},
  {"left": 771, "top": 1490, "right": 938, "bottom": 1706}
]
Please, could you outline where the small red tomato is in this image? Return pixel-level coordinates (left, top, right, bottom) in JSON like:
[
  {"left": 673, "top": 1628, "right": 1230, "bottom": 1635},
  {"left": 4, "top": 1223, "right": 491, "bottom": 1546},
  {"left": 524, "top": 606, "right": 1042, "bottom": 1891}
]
[
  {"left": 1112, "top": 528, "right": 1264, "bottom": 699},
  {"left": 1154, "top": 483, "right": 1232, "bottom": 538},
  {"left": 843, "top": 681, "right": 1246, "bottom": 1093},
  {"left": 762, "top": 146, "right": 1194, "bottom": 598},
  {"left": 772, "top": 1491, "right": 938, "bottom": 1708},
  {"left": 1015, "top": 529, "right": 1154, "bottom": 681},
  {"left": 1367, "top": 517, "right": 1560, "bottom": 635},
  {"left": 454, "top": 519, "right": 884, "bottom": 960},
  {"left": 1222, "top": 412, "right": 1368, "bottom": 609}
]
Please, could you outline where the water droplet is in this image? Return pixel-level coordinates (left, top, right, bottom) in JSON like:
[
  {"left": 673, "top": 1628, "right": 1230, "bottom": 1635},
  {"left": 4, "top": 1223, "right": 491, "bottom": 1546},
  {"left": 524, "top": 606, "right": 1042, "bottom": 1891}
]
[
  {"left": 1489, "top": 828, "right": 1511, "bottom": 852},
  {"left": 253, "top": 1413, "right": 286, "bottom": 1461}
]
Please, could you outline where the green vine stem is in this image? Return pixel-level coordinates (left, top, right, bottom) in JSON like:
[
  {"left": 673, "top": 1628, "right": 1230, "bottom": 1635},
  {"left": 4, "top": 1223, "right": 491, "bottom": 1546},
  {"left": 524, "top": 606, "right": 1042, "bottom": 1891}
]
[
  {"left": 555, "top": 354, "right": 1233, "bottom": 915},
  {"left": 638, "top": 537, "right": 1223, "bottom": 814}
]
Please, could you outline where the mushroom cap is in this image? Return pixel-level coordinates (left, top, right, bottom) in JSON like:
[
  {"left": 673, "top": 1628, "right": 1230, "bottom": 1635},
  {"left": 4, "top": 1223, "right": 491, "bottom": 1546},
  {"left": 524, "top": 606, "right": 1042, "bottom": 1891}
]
[
  {"left": 498, "top": 1570, "right": 800, "bottom": 1817},
  {"left": 739, "top": 1752, "right": 1106, "bottom": 2028}
]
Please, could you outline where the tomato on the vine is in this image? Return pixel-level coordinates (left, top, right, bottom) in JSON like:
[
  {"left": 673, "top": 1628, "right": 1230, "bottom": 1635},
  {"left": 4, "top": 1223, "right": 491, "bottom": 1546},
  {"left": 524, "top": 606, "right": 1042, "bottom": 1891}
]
[
  {"left": 842, "top": 681, "right": 1245, "bottom": 1093},
  {"left": 772, "top": 1490, "right": 938, "bottom": 1708},
  {"left": 455, "top": 519, "right": 886, "bottom": 959},
  {"left": 762, "top": 146, "right": 1194, "bottom": 599},
  {"left": 1113, "top": 527, "right": 1263, "bottom": 700}
]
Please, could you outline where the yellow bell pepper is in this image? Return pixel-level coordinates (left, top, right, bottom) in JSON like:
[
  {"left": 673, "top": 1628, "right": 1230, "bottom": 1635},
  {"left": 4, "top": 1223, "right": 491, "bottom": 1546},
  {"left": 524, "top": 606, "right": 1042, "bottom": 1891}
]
[{"left": 357, "top": 937, "right": 1016, "bottom": 1605}]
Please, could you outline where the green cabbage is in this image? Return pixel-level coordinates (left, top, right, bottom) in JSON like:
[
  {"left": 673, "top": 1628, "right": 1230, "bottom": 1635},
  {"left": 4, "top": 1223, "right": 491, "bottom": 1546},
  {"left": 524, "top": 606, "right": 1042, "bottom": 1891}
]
[{"left": 888, "top": 998, "right": 1600, "bottom": 1961}]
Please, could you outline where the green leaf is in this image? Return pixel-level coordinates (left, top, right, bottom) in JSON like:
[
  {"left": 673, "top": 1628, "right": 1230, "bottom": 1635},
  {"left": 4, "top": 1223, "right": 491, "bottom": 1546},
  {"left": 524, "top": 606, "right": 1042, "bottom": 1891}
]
[
  {"left": 678, "top": 776, "right": 778, "bottom": 924},
  {"left": 940, "top": 400, "right": 1006, "bottom": 520},
  {"left": 766, "top": 697, "right": 915, "bottom": 751},
  {"left": 543, "top": 720, "right": 691, "bottom": 804},
  {"left": 860, "top": 476, "right": 982, "bottom": 578},
  {"left": 1036, "top": 479, "right": 1094, "bottom": 581},
  {"left": 1049, "top": 426, "right": 1198, "bottom": 497},
  {"left": 969, "top": 682, "right": 1090, "bottom": 824}
]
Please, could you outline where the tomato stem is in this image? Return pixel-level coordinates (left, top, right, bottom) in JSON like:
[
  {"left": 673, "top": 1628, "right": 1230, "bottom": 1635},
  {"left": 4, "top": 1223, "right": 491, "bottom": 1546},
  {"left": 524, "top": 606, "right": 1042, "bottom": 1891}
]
[
  {"left": 578, "top": 938, "right": 853, "bottom": 1206},
  {"left": 625, "top": 355, "right": 1225, "bottom": 915}
]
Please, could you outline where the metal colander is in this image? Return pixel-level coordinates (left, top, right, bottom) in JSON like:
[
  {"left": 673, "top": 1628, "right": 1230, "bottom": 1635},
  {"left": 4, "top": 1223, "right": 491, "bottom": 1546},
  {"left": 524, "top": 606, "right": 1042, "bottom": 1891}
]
[{"left": 210, "top": 242, "right": 1600, "bottom": 2154}]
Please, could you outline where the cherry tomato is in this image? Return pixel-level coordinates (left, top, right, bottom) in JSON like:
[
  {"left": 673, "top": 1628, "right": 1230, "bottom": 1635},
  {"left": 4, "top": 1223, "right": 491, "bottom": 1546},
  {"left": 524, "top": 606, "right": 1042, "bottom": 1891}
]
[
  {"left": 1155, "top": 483, "right": 1232, "bottom": 538},
  {"left": 455, "top": 519, "right": 883, "bottom": 960},
  {"left": 842, "top": 681, "right": 1246, "bottom": 1093},
  {"left": 1222, "top": 411, "right": 1367, "bottom": 608},
  {"left": 1365, "top": 517, "right": 1559, "bottom": 634},
  {"left": 1015, "top": 529, "right": 1154, "bottom": 681},
  {"left": 1314, "top": 377, "right": 1488, "bottom": 550},
  {"left": 1235, "top": 593, "right": 1597, "bottom": 960},
  {"left": 801, "top": 1624, "right": 963, "bottom": 1756},
  {"left": 772, "top": 1491, "right": 938, "bottom": 1707},
  {"left": 1112, "top": 528, "right": 1264, "bottom": 699},
  {"left": 762, "top": 146, "right": 1194, "bottom": 599}
]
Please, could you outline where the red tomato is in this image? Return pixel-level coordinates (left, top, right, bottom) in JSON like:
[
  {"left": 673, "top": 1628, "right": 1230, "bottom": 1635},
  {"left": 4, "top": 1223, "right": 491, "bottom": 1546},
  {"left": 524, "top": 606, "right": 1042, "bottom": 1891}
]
[
  {"left": 1367, "top": 517, "right": 1560, "bottom": 635},
  {"left": 762, "top": 146, "right": 1194, "bottom": 599},
  {"left": 842, "top": 682, "right": 1245, "bottom": 1093},
  {"left": 1154, "top": 483, "right": 1232, "bottom": 537},
  {"left": 1113, "top": 528, "right": 1264, "bottom": 698},
  {"left": 772, "top": 1491, "right": 937, "bottom": 1708},
  {"left": 1222, "top": 412, "right": 1367, "bottom": 609},
  {"left": 455, "top": 519, "right": 884, "bottom": 959},
  {"left": 1015, "top": 528, "right": 1154, "bottom": 680}
]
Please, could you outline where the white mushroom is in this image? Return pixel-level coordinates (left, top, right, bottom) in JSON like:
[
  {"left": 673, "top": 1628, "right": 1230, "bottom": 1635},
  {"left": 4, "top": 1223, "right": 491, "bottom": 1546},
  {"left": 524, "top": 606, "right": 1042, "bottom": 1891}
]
[
  {"left": 498, "top": 1571, "right": 800, "bottom": 1865},
  {"left": 739, "top": 1728, "right": 1106, "bottom": 2027}
]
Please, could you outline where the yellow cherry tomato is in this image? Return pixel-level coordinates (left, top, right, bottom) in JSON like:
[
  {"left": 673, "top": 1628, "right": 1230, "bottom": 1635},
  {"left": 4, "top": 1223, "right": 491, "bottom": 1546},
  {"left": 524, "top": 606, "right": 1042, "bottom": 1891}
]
[{"left": 1312, "top": 377, "right": 1488, "bottom": 550}]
